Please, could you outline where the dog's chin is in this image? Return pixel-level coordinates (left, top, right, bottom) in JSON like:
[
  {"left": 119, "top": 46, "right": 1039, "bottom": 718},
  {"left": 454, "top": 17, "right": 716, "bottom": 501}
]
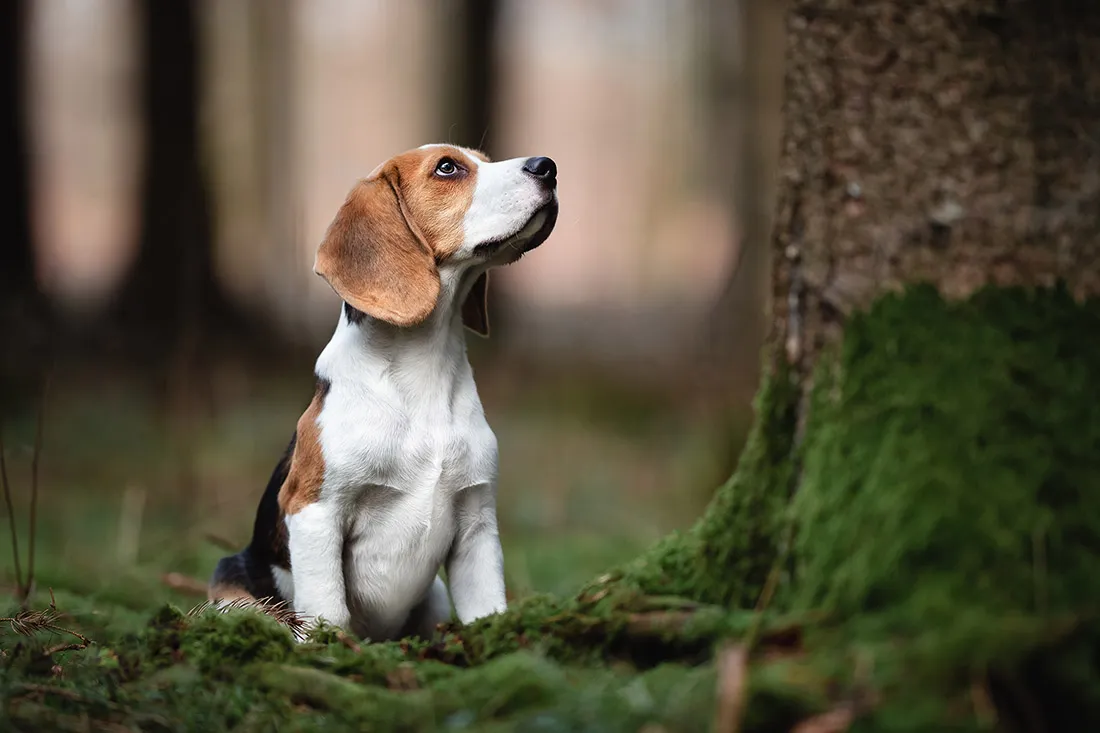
[{"left": 478, "top": 202, "right": 559, "bottom": 265}]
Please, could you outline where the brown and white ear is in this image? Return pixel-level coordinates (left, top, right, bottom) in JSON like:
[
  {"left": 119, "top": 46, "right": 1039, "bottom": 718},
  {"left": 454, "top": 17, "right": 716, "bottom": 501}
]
[
  {"left": 462, "top": 271, "right": 490, "bottom": 337},
  {"left": 314, "top": 172, "right": 440, "bottom": 327}
]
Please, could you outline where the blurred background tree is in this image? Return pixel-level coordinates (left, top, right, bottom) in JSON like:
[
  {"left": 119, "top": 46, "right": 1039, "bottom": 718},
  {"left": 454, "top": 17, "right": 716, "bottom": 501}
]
[{"left": 0, "top": 0, "right": 50, "bottom": 415}]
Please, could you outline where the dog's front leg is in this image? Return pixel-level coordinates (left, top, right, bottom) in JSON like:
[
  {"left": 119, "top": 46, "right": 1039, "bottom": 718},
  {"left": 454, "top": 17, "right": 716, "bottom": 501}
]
[
  {"left": 286, "top": 502, "right": 351, "bottom": 631},
  {"left": 446, "top": 484, "right": 507, "bottom": 624}
]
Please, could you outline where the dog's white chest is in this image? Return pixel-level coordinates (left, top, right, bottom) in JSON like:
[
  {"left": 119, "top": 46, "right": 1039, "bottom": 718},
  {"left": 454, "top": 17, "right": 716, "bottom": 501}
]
[
  {"left": 318, "top": 378, "right": 498, "bottom": 496},
  {"left": 307, "top": 336, "right": 499, "bottom": 638}
]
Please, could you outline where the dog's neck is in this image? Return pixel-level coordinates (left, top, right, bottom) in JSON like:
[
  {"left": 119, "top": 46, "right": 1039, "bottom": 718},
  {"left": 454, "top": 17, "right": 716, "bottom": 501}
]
[{"left": 314, "top": 267, "right": 482, "bottom": 408}]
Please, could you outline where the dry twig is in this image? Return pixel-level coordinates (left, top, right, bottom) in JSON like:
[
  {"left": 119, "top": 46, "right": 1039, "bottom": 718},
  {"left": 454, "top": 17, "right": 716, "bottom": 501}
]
[
  {"left": 202, "top": 532, "right": 239, "bottom": 552},
  {"left": 161, "top": 572, "right": 209, "bottom": 597},
  {"left": 0, "top": 589, "right": 90, "bottom": 651},
  {"left": 335, "top": 629, "right": 362, "bottom": 653}
]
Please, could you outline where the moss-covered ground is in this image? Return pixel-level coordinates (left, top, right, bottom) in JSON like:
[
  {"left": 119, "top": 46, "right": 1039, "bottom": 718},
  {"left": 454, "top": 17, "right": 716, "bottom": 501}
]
[{"left": 3, "top": 284, "right": 1099, "bottom": 731}]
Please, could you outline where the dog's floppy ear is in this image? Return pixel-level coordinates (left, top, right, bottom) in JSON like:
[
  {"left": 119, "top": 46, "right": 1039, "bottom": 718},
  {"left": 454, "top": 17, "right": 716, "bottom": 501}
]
[
  {"left": 462, "top": 271, "right": 490, "bottom": 337},
  {"left": 314, "top": 171, "right": 440, "bottom": 327}
]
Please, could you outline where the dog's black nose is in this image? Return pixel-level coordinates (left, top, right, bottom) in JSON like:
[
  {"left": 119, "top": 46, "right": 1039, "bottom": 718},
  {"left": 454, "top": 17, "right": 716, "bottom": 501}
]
[{"left": 522, "top": 156, "right": 557, "bottom": 182}]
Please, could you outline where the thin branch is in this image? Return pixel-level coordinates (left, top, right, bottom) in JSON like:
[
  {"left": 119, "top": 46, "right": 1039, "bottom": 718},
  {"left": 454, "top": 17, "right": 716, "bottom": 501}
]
[
  {"left": 161, "top": 571, "right": 210, "bottom": 597},
  {"left": 335, "top": 629, "right": 362, "bottom": 653},
  {"left": 0, "top": 425, "right": 24, "bottom": 596},
  {"left": 1, "top": 590, "right": 89, "bottom": 648},
  {"left": 41, "top": 642, "right": 89, "bottom": 656},
  {"left": 24, "top": 371, "right": 49, "bottom": 607},
  {"left": 203, "top": 532, "right": 239, "bottom": 552}
]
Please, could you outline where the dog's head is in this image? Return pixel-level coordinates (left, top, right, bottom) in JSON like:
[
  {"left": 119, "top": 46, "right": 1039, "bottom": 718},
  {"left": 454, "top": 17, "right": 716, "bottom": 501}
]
[{"left": 314, "top": 144, "right": 558, "bottom": 337}]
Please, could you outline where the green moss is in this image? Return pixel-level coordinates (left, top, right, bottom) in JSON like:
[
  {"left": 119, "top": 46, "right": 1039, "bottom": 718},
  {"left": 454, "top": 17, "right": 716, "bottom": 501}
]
[
  {"left": 175, "top": 605, "right": 295, "bottom": 676},
  {"left": 786, "top": 284, "right": 1100, "bottom": 724},
  {"left": 790, "top": 285, "right": 1100, "bottom": 631}
]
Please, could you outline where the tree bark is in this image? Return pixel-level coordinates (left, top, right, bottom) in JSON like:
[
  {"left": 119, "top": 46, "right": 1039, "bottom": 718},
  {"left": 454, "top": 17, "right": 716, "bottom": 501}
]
[{"left": 772, "top": 0, "right": 1100, "bottom": 404}]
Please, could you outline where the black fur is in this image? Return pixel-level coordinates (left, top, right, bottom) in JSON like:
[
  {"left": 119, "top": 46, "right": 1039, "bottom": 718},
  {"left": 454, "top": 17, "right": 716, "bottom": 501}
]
[
  {"left": 248, "top": 432, "right": 296, "bottom": 570},
  {"left": 344, "top": 301, "right": 367, "bottom": 325}
]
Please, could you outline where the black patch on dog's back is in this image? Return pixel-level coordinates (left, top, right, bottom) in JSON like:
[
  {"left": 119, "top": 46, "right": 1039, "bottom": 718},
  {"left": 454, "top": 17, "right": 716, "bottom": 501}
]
[
  {"left": 248, "top": 432, "right": 296, "bottom": 569},
  {"left": 247, "top": 375, "right": 330, "bottom": 570}
]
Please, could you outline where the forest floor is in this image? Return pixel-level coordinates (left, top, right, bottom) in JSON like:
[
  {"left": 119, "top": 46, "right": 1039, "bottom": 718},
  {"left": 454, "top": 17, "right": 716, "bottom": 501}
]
[
  {"left": 1, "top": 365, "right": 755, "bottom": 732},
  {"left": 4, "top": 288, "right": 1098, "bottom": 733}
]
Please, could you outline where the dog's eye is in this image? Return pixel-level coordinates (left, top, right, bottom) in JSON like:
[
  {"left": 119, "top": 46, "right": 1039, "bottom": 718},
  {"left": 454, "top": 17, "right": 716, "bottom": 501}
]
[{"left": 435, "top": 158, "right": 459, "bottom": 177}]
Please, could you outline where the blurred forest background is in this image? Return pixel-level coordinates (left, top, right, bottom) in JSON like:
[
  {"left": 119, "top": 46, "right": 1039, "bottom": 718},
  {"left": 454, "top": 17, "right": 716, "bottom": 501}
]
[{"left": 0, "top": 0, "right": 785, "bottom": 607}]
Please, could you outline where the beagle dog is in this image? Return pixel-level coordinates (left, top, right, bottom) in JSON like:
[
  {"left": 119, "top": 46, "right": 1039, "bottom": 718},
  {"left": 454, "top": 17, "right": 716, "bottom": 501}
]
[{"left": 208, "top": 144, "right": 558, "bottom": 641}]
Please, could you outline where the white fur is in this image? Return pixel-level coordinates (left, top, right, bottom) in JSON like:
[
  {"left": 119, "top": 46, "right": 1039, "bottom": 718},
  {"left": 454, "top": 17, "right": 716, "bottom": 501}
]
[
  {"left": 282, "top": 145, "right": 554, "bottom": 641},
  {"left": 463, "top": 157, "right": 554, "bottom": 252},
  {"left": 271, "top": 566, "right": 294, "bottom": 604}
]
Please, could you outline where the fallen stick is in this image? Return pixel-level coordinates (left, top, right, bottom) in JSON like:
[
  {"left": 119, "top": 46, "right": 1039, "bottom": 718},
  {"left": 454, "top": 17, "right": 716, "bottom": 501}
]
[{"left": 161, "top": 572, "right": 209, "bottom": 597}]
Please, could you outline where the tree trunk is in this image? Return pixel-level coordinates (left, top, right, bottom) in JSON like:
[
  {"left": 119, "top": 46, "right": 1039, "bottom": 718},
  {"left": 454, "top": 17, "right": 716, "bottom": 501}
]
[
  {"left": 771, "top": 0, "right": 1100, "bottom": 403},
  {"left": 440, "top": 0, "right": 501, "bottom": 154},
  {"left": 105, "top": 0, "right": 253, "bottom": 366},
  {"left": 0, "top": 0, "right": 50, "bottom": 410},
  {"left": 622, "top": 0, "right": 1100, "bottom": 689},
  {"left": 0, "top": 0, "right": 32, "bottom": 307}
]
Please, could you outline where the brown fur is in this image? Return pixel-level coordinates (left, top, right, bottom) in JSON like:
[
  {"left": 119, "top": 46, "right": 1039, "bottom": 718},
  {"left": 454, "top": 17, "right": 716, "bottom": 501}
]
[
  {"left": 207, "top": 583, "right": 256, "bottom": 603},
  {"left": 278, "top": 380, "right": 329, "bottom": 516},
  {"left": 314, "top": 173, "right": 441, "bottom": 327},
  {"left": 387, "top": 147, "right": 480, "bottom": 260},
  {"left": 315, "top": 146, "right": 490, "bottom": 328}
]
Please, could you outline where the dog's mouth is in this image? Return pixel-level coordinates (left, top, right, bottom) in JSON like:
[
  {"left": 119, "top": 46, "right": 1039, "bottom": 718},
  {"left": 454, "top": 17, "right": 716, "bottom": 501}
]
[{"left": 474, "top": 201, "right": 559, "bottom": 264}]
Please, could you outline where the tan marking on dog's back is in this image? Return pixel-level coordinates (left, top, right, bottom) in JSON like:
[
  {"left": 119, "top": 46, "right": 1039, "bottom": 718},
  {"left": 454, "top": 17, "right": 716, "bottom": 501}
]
[
  {"left": 278, "top": 381, "right": 329, "bottom": 516},
  {"left": 208, "top": 583, "right": 257, "bottom": 603}
]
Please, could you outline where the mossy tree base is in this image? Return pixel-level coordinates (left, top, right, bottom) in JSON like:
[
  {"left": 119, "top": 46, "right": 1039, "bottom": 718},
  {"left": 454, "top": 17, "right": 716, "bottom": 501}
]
[{"left": 3, "top": 285, "right": 1100, "bottom": 731}]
